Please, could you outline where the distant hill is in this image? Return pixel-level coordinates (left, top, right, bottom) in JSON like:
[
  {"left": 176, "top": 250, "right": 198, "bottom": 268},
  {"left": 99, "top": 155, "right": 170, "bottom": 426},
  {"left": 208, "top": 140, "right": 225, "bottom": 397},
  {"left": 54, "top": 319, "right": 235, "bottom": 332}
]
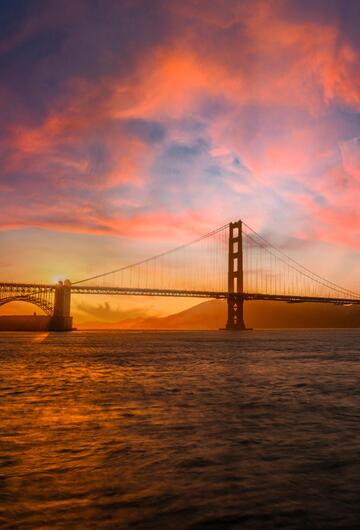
[{"left": 77, "top": 299, "right": 360, "bottom": 329}]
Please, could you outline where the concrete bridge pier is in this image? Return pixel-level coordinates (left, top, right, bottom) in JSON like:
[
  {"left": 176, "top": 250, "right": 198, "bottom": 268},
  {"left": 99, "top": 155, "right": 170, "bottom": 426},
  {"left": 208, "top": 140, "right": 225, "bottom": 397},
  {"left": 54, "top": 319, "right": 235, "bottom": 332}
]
[
  {"left": 226, "top": 296, "right": 246, "bottom": 330},
  {"left": 50, "top": 280, "right": 73, "bottom": 331}
]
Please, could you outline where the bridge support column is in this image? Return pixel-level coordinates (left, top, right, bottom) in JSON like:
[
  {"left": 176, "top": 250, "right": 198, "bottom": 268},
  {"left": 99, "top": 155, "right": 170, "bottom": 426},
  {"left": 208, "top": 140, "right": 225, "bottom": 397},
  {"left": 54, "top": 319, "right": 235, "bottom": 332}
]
[
  {"left": 225, "top": 220, "right": 247, "bottom": 330},
  {"left": 226, "top": 296, "right": 246, "bottom": 330},
  {"left": 50, "top": 280, "right": 73, "bottom": 331}
]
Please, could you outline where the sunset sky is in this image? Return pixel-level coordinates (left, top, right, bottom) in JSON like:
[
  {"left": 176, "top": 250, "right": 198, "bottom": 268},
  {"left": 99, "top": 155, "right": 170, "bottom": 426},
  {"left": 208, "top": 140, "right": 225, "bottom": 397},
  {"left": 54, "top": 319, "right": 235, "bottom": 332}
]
[{"left": 1, "top": 0, "right": 359, "bottom": 323}]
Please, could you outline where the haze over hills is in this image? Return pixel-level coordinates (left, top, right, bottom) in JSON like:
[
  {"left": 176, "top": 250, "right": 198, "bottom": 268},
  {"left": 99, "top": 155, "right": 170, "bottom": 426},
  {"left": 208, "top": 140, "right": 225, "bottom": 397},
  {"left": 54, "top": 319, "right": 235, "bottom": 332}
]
[{"left": 77, "top": 300, "right": 360, "bottom": 330}]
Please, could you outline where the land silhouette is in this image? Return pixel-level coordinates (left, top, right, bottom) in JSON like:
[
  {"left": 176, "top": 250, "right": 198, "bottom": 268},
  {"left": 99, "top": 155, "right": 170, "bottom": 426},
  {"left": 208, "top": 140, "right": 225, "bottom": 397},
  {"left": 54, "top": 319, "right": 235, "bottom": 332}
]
[
  {"left": 1, "top": 300, "right": 359, "bottom": 331},
  {"left": 77, "top": 300, "right": 360, "bottom": 330}
]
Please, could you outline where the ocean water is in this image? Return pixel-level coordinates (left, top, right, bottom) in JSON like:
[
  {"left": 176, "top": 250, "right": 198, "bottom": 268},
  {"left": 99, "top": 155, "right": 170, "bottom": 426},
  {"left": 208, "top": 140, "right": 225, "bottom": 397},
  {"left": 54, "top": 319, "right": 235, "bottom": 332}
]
[{"left": 1, "top": 329, "right": 360, "bottom": 530}]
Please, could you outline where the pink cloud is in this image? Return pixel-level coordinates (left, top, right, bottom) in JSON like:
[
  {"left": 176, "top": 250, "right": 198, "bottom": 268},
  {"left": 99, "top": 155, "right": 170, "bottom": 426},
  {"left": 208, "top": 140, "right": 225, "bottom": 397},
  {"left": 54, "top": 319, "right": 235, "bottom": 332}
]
[
  {"left": 1, "top": 0, "right": 360, "bottom": 257},
  {"left": 340, "top": 137, "right": 360, "bottom": 181}
]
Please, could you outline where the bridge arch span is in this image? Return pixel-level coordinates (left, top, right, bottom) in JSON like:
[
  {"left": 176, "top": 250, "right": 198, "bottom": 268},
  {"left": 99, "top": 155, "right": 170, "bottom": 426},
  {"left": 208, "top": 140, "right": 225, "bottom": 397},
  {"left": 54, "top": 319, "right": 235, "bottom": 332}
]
[
  {"left": 0, "top": 282, "right": 73, "bottom": 330},
  {"left": 0, "top": 296, "right": 53, "bottom": 316}
]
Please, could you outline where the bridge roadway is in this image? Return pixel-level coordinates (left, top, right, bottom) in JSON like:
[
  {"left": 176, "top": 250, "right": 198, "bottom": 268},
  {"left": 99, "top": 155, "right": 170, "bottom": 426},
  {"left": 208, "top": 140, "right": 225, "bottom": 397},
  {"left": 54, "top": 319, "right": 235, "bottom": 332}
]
[{"left": 2, "top": 282, "right": 360, "bottom": 306}]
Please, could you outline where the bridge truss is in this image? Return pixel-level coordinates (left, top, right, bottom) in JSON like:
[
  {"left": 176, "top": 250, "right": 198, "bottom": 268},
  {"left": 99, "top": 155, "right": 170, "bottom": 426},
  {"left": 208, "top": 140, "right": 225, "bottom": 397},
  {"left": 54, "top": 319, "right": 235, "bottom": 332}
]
[{"left": 0, "top": 283, "right": 55, "bottom": 315}]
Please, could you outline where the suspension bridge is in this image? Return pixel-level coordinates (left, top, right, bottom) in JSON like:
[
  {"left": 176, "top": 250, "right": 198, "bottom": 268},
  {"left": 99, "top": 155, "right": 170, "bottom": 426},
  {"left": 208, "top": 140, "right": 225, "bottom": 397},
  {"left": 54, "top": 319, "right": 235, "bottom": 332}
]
[{"left": 1, "top": 220, "right": 359, "bottom": 330}]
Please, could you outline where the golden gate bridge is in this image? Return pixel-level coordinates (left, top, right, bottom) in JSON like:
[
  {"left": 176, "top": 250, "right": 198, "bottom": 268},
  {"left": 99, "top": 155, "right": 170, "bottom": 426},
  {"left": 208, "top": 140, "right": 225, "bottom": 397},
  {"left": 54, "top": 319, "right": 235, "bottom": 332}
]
[{"left": 1, "top": 220, "right": 359, "bottom": 330}]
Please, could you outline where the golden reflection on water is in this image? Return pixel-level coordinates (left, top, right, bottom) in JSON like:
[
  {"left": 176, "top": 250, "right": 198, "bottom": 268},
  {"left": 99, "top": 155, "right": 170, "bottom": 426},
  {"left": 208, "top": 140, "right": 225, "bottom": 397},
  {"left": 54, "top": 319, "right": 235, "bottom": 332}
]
[
  {"left": 32, "top": 332, "right": 50, "bottom": 343},
  {"left": 1, "top": 330, "right": 360, "bottom": 529}
]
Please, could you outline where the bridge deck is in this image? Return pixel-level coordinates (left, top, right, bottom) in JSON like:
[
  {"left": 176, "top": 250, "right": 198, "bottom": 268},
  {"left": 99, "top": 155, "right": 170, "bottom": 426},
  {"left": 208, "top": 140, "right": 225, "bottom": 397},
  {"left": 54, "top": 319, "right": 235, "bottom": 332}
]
[
  {"left": 2, "top": 283, "right": 358, "bottom": 305},
  {"left": 72, "top": 285, "right": 360, "bottom": 305}
]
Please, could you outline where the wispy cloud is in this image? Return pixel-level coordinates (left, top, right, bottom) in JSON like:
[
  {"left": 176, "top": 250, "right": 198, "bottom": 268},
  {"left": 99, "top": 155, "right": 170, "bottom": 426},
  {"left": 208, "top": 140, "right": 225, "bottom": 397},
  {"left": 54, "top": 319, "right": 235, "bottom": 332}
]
[{"left": 1, "top": 0, "right": 360, "bottom": 258}]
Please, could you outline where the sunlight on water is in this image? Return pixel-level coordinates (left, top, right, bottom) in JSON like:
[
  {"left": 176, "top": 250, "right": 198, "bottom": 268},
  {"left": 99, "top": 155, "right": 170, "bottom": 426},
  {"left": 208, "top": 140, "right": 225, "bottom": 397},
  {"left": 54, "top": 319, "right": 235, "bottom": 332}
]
[
  {"left": 32, "top": 332, "right": 50, "bottom": 343},
  {"left": 1, "top": 330, "right": 360, "bottom": 529}
]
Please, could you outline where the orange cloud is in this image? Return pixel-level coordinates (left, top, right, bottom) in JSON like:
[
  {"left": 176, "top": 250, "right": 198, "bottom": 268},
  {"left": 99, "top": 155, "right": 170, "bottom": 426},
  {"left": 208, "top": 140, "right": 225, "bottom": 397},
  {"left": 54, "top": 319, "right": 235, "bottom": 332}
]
[{"left": 1, "top": 0, "right": 360, "bottom": 256}]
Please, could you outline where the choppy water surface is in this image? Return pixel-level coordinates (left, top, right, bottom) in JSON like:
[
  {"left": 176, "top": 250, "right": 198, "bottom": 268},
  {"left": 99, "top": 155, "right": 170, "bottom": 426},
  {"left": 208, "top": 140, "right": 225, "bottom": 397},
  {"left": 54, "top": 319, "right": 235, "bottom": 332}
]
[{"left": 1, "top": 330, "right": 360, "bottom": 529}]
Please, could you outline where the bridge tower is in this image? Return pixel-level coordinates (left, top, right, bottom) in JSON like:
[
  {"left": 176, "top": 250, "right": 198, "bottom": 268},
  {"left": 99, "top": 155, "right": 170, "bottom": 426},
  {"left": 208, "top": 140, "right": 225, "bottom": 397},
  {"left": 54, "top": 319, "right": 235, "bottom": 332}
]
[
  {"left": 50, "top": 280, "right": 73, "bottom": 331},
  {"left": 226, "top": 220, "right": 246, "bottom": 330}
]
